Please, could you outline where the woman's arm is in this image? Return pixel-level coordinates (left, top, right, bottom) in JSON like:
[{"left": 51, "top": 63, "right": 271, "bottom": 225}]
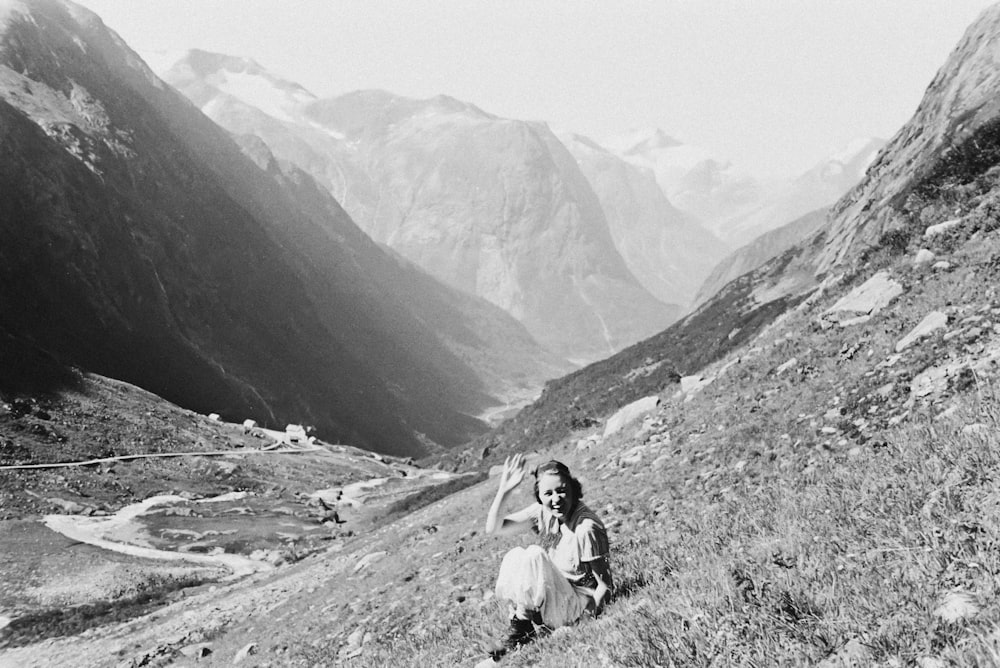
[
  {"left": 485, "top": 454, "right": 535, "bottom": 535},
  {"left": 586, "top": 556, "right": 613, "bottom": 615}
]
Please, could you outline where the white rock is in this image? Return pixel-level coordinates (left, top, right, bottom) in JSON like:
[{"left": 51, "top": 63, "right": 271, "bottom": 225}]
[
  {"left": 933, "top": 261, "right": 953, "bottom": 270},
  {"left": 924, "top": 218, "right": 962, "bottom": 237},
  {"left": 353, "top": 551, "right": 387, "bottom": 573},
  {"left": 232, "top": 643, "right": 257, "bottom": 664},
  {"left": 603, "top": 396, "right": 660, "bottom": 437},
  {"left": 913, "top": 248, "right": 936, "bottom": 265},
  {"left": 934, "top": 591, "right": 979, "bottom": 622},
  {"left": 895, "top": 311, "right": 948, "bottom": 352},
  {"left": 821, "top": 271, "right": 904, "bottom": 325},
  {"left": 775, "top": 357, "right": 798, "bottom": 374}
]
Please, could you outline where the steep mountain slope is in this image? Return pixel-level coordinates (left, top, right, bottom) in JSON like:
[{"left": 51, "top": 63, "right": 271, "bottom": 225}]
[
  {"left": 694, "top": 207, "right": 829, "bottom": 307},
  {"left": 0, "top": 0, "right": 538, "bottom": 456},
  {"left": 814, "top": 5, "right": 1000, "bottom": 273},
  {"left": 160, "top": 55, "right": 680, "bottom": 363},
  {"left": 561, "top": 132, "right": 729, "bottom": 310}
]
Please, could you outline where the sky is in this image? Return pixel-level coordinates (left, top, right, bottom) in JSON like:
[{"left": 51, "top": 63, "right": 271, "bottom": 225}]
[{"left": 76, "top": 0, "right": 997, "bottom": 178}]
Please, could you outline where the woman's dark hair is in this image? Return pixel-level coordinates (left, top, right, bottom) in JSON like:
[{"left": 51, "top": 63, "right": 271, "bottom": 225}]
[{"left": 533, "top": 460, "right": 584, "bottom": 504}]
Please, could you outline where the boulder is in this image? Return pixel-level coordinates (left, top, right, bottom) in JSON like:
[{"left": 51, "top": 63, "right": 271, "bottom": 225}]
[
  {"left": 913, "top": 248, "right": 936, "bottom": 265},
  {"left": 353, "top": 551, "right": 388, "bottom": 573},
  {"left": 924, "top": 218, "right": 962, "bottom": 237},
  {"left": 820, "top": 270, "right": 904, "bottom": 326},
  {"left": 232, "top": 643, "right": 257, "bottom": 664},
  {"left": 603, "top": 396, "right": 661, "bottom": 437},
  {"left": 896, "top": 311, "right": 948, "bottom": 352}
]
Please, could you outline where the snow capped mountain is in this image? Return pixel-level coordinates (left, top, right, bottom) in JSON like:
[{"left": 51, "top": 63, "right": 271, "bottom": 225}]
[
  {"left": 604, "top": 128, "right": 767, "bottom": 240},
  {"left": 561, "top": 132, "right": 729, "bottom": 310},
  {"left": 165, "top": 50, "right": 316, "bottom": 123},
  {"left": 160, "top": 54, "right": 680, "bottom": 363}
]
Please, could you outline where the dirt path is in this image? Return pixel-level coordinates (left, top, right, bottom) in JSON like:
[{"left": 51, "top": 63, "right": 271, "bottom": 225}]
[{"left": 0, "top": 442, "right": 322, "bottom": 471}]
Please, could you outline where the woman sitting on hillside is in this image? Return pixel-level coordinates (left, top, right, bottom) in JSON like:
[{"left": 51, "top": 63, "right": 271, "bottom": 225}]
[{"left": 484, "top": 454, "right": 613, "bottom": 659}]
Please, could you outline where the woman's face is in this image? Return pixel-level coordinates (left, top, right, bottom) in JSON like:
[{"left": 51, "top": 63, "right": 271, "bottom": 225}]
[{"left": 537, "top": 472, "right": 575, "bottom": 520}]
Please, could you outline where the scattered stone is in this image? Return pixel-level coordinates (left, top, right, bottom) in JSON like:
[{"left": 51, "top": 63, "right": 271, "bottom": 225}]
[
  {"left": 47, "top": 497, "right": 86, "bottom": 514},
  {"left": 775, "top": 357, "right": 798, "bottom": 374},
  {"left": 353, "top": 551, "right": 388, "bottom": 573},
  {"left": 816, "top": 637, "right": 871, "bottom": 667},
  {"left": 179, "top": 643, "right": 213, "bottom": 659},
  {"left": 895, "top": 311, "right": 948, "bottom": 352},
  {"left": 820, "top": 271, "right": 904, "bottom": 327},
  {"left": 913, "top": 248, "right": 936, "bottom": 265},
  {"left": 924, "top": 218, "right": 962, "bottom": 237},
  {"left": 603, "top": 396, "right": 660, "bottom": 438},
  {"left": 934, "top": 591, "right": 979, "bottom": 623},
  {"left": 232, "top": 642, "right": 257, "bottom": 664}
]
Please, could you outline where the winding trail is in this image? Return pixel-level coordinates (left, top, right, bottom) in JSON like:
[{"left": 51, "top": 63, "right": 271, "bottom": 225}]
[{"left": 0, "top": 441, "right": 322, "bottom": 471}]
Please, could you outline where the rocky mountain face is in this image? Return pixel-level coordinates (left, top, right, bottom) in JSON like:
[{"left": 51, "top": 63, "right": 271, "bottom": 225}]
[
  {"left": 561, "top": 132, "right": 728, "bottom": 310},
  {"left": 0, "top": 0, "right": 568, "bottom": 456},
  {"left": 811, "top": 4, "right": 1000, "bottom": 274},
  {"left": 160, "top": 55, "right": 680, "bottom": 363}
]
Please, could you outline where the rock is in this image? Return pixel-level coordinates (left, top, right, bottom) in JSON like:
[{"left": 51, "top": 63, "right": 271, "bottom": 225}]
[
  {"left": 603, "top": 396, "right": 660, "bottom": 437},
  {"left": 895, "top": 311, "right": 948, "bottom": 352},
  {"left": 179, "top": 643, "right": 212, "bottom": 659},
  {"left": 962, "top": 423, "right": 988, "bottom": 435},
  {"left": 913, "top": 248, "right": 936, "bottom": 265},
  {"left": 916, "top": 658, "right": 946, "bottom": 668},
  {"left": 207, "top": 413, "right": 221, "bottom": 421},
  {"left": 353, "top": 551, "right": 388, "bottom": 573},
  {"left": 933, "top": 261, "right": 953, "bottom": 270},
  {"left": 775, "top": 357, "right": 798, "bottom": 374},
  {"left": 924, "top": 218, "right": 962, "bottom": 237},
  {"left": 820, "top": 271, "right": 904, "bottom": 326},
  {"left": 232, "top": 642, "right": 257, "bottom": 664},
  {"left": 934, "top": 591, "right": 979, "bottom": 623},
  {"left": 816, "top": 638, "right": 871, "bottom": 667},
  {"left": 47, "top": 497, "right": 86, "bottom": 514}
]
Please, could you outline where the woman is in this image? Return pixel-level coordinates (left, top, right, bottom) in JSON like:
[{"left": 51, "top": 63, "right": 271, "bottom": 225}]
[{"left": 484, "top": 454, "right": 613, "bottom": 658}]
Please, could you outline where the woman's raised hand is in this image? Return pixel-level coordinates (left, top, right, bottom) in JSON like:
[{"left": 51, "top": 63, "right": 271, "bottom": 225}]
[{"left": 499, "top": 453, "right": 527, "bottom": 494}]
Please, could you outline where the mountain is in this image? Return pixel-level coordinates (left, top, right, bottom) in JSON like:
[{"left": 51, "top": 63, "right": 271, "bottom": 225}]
[
  {"left": 560, "top": 132, "right": 729, "bottom": 309},
  {"left": 604, "top": 129, "right": 882, "bottom": 250},
  {"left": 813, "top": 5, "right": 1000, "bottom": 273},
  {"left": 693, "top": 207, "right": 829, "bottom": 307},
  {"left": 604, "top": 128, "right": 769, "bottom": 240},
  {"left": 0, "top": 0, "right": 567, "bottom": 457},
  {"left": 159, "top": 54, "right": 680, "bottom": 363},
  {"left": 720, "top": 137, "right": 885, "bottom": 247}
]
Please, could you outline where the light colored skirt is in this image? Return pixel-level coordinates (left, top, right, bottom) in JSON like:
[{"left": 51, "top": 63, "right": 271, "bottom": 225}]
[{"left": 494, "top": 545, "right": 591, "bottom": 628}]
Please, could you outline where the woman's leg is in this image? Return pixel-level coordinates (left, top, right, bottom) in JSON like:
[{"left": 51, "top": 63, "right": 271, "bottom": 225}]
[{"left": 494, "top": 545, "right": 588, "bottom": 628}]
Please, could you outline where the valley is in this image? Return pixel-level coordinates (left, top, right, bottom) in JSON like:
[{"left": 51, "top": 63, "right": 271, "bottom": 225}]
[{"left": 4, "top": 1, "right": 1000, "bottom": 666}]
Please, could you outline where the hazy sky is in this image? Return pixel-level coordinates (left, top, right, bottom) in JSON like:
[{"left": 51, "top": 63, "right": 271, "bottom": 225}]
[{"left": 77, "top": 0, "right": 996, "bottom": 177}]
